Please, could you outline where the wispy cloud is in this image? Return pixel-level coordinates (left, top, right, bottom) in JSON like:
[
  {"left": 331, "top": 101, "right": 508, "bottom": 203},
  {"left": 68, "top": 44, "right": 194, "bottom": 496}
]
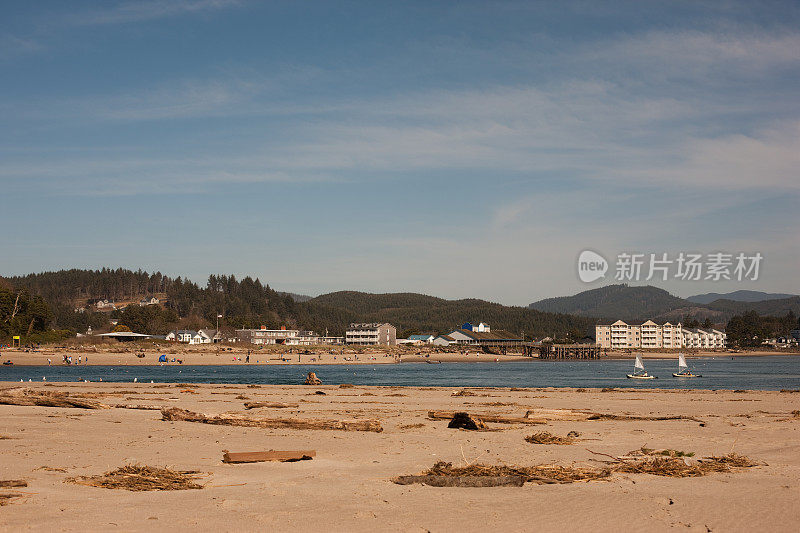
[
  {"left": 0, "top": 34, "right": 43, "bottom": 60},
  {"left": 66, "top": 0, "right": 242, "bottom": 27}
]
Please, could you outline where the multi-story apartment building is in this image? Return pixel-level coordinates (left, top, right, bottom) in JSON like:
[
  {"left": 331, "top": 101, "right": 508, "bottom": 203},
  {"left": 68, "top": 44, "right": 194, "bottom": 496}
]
[
  {"left": 236, "top": 326, "right": 344, "bottom": 345},
  {"left": 236, "top": 326, "right": 300, "bottom": 345},
  {"left": 345, "top": 323, "right": 396, "bottom": 346},
  {"left": 682, "top": 328, "right": 726, "bottom": 349},
  {"left": 596, "top": 320, "right": 725, "bottom": 349}
]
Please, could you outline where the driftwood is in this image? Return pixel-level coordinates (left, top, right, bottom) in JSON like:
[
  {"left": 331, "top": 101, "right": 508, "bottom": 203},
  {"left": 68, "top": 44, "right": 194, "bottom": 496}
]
[
  {"left": 161, "top": 407, "right": 383, "bottom": 433},
  {"left": 243, "top": 402, "right": 299, "bottom": 410},
  {"left": 0, "top": 493, "right": 23, "bottom": 506},
  {"left": 0, "top": 388, "right": 109, "bottom": 409},
  {"left": 222, "top": 450, "right": 315, "bottom": 463},
  {"left": 428, "top": 411, "right": 546, "bottom": 425},
  {"left": 304, "top": 372, "right": 322, "bottom": 385},
  {"left": 393, "top": 475, "right": 525, "bottom": 487},
  {"left": 587, "top": 413, "right": 705, "bottom": 423},
  {"left": 0, "top": 480, "right": 27, "bottom": 488},
  {"left": 524, "top": 409, "right": 592, "bottom": 421},
  {"left": 112, "top": 404, "right": 163, "bottom": 411}
]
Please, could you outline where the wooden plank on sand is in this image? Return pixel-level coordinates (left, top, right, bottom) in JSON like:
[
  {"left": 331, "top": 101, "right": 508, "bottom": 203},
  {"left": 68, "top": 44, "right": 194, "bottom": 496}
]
[{"left": 222, "top": 450, "right": 316, "bottom": 463}]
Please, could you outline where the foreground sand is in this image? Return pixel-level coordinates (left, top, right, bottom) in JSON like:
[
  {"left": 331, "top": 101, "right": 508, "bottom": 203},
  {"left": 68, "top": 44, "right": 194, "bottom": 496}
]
[{"left": 1, "top": 382, "right": 799, "bottom": 532}]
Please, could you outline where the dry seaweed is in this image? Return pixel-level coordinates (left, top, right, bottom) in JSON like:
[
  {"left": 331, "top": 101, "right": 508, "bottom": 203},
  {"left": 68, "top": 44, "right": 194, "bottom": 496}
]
[
  {"left": 524, "top": 432, "right": 575, "bottom": 445},
  {"left": 399, "top": 423, "right": 426, "bottom": 429},
  {"left": 395, "top": 450, "right": 758, "bottom": 488},
  {"left": 68, "top": 465, "right": 203, "bottom": 491},
  {"left": 419, "top": 462, "right": 610, "bottom": 485},
  {"left": 35, "top": 466, "right": 67, "bottom": 473}
]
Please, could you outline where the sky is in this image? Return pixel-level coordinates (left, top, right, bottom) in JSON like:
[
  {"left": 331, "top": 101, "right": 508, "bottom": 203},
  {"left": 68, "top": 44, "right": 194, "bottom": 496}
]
[{"left": 1, "top": 0, "right": 798, "bottom": 305}]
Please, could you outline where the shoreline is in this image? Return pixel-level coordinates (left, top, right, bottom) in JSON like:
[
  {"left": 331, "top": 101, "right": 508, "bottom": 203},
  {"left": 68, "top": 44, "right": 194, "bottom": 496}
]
[{"left": 0, "top": 348, "right": 796, "bottom": 367}]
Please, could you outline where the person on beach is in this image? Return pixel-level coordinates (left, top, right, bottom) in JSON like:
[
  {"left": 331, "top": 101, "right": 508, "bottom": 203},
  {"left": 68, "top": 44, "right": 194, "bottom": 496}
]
[{"left": 47, "top": 358, "right": 51, "bottom": 366}]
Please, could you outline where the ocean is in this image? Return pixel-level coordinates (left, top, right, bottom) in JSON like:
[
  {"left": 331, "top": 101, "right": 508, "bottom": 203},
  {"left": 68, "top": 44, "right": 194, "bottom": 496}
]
[{"left": 2, "top": 356, "right": 799, "bottom": 390}]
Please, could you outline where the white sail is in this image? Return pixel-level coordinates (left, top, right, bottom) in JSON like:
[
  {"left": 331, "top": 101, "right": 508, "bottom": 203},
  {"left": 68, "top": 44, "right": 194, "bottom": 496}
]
[
  {"left": 634, "top": 353, "right": 645, "bottom": 371},
  {"left": 678, "top": 353, "right": 688, "bottom": 370}
]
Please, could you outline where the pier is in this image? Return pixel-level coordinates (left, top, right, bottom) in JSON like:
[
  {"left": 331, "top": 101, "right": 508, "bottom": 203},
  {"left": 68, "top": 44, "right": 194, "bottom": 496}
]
[{"left": 523, "top": 343, "right": 601, "bottom": 359}]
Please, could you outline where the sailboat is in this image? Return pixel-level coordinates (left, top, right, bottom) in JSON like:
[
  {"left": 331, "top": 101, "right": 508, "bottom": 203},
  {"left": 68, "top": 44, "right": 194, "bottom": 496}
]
[
  {"left": 673, "top": 353, "right": 701, "bottom": 378},
  {"left": 627, "top": 353, "right": 656, "bottom": 379}
]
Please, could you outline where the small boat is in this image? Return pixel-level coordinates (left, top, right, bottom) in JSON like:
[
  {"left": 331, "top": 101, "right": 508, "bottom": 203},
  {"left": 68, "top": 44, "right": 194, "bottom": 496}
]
[
  {"left": 673, "top": 353, "right": 701, "bottom": 378},
  {"left": 426, "top": 360, "right": 442, "bottom": 364},
  {"left": 627, "top": 353, "right": 656, "bottom": 379}
]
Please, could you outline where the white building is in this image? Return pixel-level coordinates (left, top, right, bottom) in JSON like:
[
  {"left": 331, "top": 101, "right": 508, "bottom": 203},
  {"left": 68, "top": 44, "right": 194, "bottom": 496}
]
[
  {"left": 682, "top": 328, "right": 726, "bottom": 349},
  {"left": 236, "top": 327, "right": 300, "bottom": 345},
  {"left": 345, "top": 323, "right": 396, "bottom": 346},
  {"left": 235, "top": 327, "right": 342, "bottom": 345},
  {"left": 166, "top": 330, "right": 210, "bottom": 344},
  {"left": 596, "top": 320, "right": 725, "bottom": 349}
]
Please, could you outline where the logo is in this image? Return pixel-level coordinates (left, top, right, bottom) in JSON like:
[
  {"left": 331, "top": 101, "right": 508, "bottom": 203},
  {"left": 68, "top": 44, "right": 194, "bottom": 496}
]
[{"left": 577, "top": 250, "right": 608, "bottom": 283}]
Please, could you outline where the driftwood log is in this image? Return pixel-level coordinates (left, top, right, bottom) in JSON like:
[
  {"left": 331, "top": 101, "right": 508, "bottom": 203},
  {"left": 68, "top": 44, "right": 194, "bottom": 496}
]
[
  {"left": 428, "top": 411, "right": 546, "bottom": 425},
  {"left": 243, "top": 402, "right": 299, "bottom": 410},
  {"left": 304, "top": 372, "right": 322, "bottom": 385},
  {"left": 0, "top": 388, "right": 109, "bottom": 409},
  {"left": 0, "top": 480, "right": 27, "bottom": 488},
  {"left": 161, "top": 407, "right": 383, "bottom": 433},
  {"left": 587, "top": 413, "right": 705, "bottom": 423},
  {"left": 393, "top": 475, "right": 525, "bottom": 487},
  {"left": 112, "top": 403, "right": 163, "bottom": 411}
]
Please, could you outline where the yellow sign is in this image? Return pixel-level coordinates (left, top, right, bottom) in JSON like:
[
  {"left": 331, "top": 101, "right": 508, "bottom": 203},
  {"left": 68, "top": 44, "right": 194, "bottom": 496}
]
[{"left": 13, "top": 336, "right": 20, "bottom": 340}]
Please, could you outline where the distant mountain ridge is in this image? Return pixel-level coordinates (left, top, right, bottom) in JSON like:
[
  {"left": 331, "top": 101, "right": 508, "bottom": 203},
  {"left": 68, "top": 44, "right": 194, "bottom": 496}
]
[
  {"left": 308, "top": 291, "right": 595, "bottom": 339},
  {"left": 529, "top": 284, "right": 800, "bottom": 323},
  {"left": 686, "top": 290, "right": 797, "bottom": 304}
]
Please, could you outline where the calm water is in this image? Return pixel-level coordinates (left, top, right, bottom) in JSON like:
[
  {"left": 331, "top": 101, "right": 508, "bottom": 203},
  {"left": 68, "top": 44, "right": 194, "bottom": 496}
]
[{"left": 2, "top": 356, "right": 799, "bottom": 390}]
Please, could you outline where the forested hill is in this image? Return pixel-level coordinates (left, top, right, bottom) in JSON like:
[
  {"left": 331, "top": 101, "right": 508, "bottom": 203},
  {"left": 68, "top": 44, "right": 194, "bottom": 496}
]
[
  {"left": 307, "top": 291, "right": 595, "bottom": 339},
  {"left": 5, "top": 269, "right": 595, "bottom": 340},
  {"left": 529, "top": 284, "right": 691, "bottom": 320},
  {"left": 529, "top": 284, "right": 800, "bottom": 323}
]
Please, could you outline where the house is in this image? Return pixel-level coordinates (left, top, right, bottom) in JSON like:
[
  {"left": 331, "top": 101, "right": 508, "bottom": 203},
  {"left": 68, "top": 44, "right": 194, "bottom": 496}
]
[
  {"left": 166, "top": 330, "right": 208, "bottom": 344},
  {"left": 95, "top": 299, "right": 116, "bottom": 310},
  {"left": 197, "top": 329, "right": 220, "bottom": 343},
  {"left": 139, "top": 296, "right": 160, "bottom": 306},
  {"left": 407, "top": 334, "right": 435, "bottom": 344},
  {"left": 444, "top": 326, "right": 522, "bottom": 349},
  {"left": 459, "top": 322, "right": 491, "bottom": 333},
  {"left": 432, "top": 334, "right": 454, "bottom": 346},
  {"left": 345, "top": 323, "right": 396, "bottom": 346}
]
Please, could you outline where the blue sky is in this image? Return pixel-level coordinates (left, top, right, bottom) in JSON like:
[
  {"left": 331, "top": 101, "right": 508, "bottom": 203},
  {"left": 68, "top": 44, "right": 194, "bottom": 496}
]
[{"left": 1, "top": 0, "right": 798, "bottom": 305}]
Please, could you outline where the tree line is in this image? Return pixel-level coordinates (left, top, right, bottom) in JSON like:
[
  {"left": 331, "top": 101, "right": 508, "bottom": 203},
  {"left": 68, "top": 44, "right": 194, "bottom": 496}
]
[{"left": 725, "top": 310, "right": 798, "bottom": 347}]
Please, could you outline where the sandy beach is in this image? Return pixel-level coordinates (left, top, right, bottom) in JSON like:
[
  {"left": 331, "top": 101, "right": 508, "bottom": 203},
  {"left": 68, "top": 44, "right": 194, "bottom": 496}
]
[
  {"left": 1, "top": 345, "right": 792, "bottom": 367},
  {"left": 1, "top": 382, "right": 799, "bottom": 532}
]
